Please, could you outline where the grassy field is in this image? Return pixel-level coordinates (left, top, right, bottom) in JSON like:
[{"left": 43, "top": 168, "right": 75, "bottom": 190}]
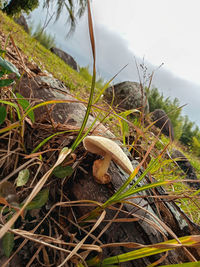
[{"left": 0, "top": 10, "right": 91, "bottom": 95}]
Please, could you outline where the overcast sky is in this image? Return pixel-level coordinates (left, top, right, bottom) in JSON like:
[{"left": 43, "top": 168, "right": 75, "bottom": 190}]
[{"left": 30, "top": 0, "right": 200, "bottom": 127}]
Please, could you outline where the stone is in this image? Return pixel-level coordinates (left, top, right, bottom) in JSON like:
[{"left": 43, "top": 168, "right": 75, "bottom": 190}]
[
  {"left": 103, "top": 81, "right": 149, "bottom": 113},
  {"left": 50, "top": 47, "right": 79, "bottom": 72},
  {"left": 151, "top": 109, "right": 174, "bottom": 140},
  {"left": 14, "top": 14, "right": 29, "bottom": 33},
  {"left": 171, "top": 149, "right": 200, "bottom": 190},
  {"left": 17, "top": 75, "right": 114, "bottom": 139}
]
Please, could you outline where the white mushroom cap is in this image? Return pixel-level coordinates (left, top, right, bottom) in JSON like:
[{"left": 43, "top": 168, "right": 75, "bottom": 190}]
[{"left": 83, "top": 136, "right": 134, "bottom": 175}]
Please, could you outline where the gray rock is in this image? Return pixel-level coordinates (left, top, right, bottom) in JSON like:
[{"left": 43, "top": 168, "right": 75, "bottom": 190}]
[
  {"left": 14, "top": 14, "right": 29, "bottom": 33},
  {"left": 50, "top": 47, "right": 79, "bottom": 72},
  {"left": 17, "top": 75, "right": 114, "bottom": 139},
  {"left": 103, "top": 81, "right": 149, "bottom": 113},
  {"left": 171, "top": 149, "right": 200, "bottom": 190},
  {"left": 151, "top": 109, "right": 174, "bottom": 140}
]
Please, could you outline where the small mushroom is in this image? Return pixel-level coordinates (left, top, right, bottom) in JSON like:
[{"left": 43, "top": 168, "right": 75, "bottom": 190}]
[{"left": 83, "top": 136, "right": 134, "bottom": 184}]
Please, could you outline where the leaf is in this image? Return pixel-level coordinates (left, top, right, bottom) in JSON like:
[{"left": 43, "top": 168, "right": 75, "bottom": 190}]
[
  {"left": 2, "top": 232, "right": 14, "bottom": 257},
  {"left": 25, "top": 188, "right": 49, "bottom": 210},
  {"left": 53, "top": 165, "right": 73, "bottom": 178},
  {"left": 0, "top": 56, "right": 20, "bottom": 77},
  {"left": 0, "top": 79, "right": 14, "bottom": 87},
  {"left": 0, "top": 105, "right": 7, "bottom": 125},
  {"left": 16, "top": 169, "right": 30, "bottom": 187},
  {"left": 16, "top": 93, "right": 35, "bottom": 123}
]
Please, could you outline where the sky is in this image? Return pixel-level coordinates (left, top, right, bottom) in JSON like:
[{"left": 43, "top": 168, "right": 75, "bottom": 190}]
[{"left": 30, "top": 0, "right": 200, "bottom": 127}]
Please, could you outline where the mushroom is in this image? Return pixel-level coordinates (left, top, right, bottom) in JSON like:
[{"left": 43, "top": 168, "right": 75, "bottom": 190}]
[{"left": 83, "top": 136, "right": 134, "bottom": 184}]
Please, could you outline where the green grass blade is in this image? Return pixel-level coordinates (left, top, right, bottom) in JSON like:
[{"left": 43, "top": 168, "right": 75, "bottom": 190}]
[
  {"left": 0, "top": 100, "right": 21, "bottom": 120},
  {"left": 31, "top": 130, "right": 77, "bottom": 154},
  {"left": 101, "top": 155, "right": 167, "bottom": 208},
  {"left": 160, "top": 263, "right": 200, "bottom": 267},
  {"left": 102, "top": 168, "right": 139, "bottom": 208},
  {"left": 70, "top": 67, "right": 96, "bottom": 151},
  {"left": 23, "top": 100, "right": 82, "bottom": 119},
  {"left": 0, "top": 105, "right": 7, "bottom": 124},
  {"left": 72, "top": 114, "right": 100, "bottom": 148},
  {"left": 93, "top": 78, "right": 113, "bottom": 105},
  {"left": 93, "top": 64, "right": 128, "bottom": 104},
  {"left": 99, "top": 246, "right": 169, "bottom": 266},
  {"left": 93, "top": 235, "right": 200, "bottom": 266},
  {"left": 0, "top": 121, "right": 20, "bottom": 134},
  {"left": 16, "top": 93, "right": 35, "bottom": 123},
  {"left": 116, "top": 180, "right": 171, "bottom": 202},
  {"left": 120, "top": 157, "right": 162, "bottom": 196},
  {"left": 70, "top": 0, "right": 96, "bottom": 151}
]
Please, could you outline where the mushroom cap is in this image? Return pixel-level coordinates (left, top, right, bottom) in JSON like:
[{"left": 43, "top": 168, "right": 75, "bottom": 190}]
[{"left": 83, "top": 136, "right": 134, "bottom": 175}]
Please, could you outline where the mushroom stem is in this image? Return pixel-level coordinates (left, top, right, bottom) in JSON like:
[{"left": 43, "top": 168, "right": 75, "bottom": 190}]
[
  {"left": 83, "top": 135, "right": 134, "bottom": 184},
  {"left": 95, "top": 153, "right": 112, "bottom": 179}
]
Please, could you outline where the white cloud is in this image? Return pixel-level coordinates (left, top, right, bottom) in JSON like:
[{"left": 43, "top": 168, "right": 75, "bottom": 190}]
[{"left": 92, "top": 0, "right": 200, "bottom": 84}]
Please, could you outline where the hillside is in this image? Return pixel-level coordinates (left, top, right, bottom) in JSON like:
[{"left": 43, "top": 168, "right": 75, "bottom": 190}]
[
  {"left": 1, "top": 10, "right": 200, "bottom": 266},
  {"left": 0, "top": 10, "right": 91, "bottom": 94}
]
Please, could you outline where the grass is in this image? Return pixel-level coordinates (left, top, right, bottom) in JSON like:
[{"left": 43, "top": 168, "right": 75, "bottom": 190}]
[
  {"left": 148, "top": 136, "right": 200, "bottom": 224},
  {"left": 30, "top": 22, "right": 56, "bottom": 50},
  {"left": 79, "top": 65, "right": 105, "bottom": 89},
  {"left": 0, "top": 10, "right": 91, "bottom": 94},
  {"left": 1, "top": 7, "right": 200, "bottom": 267}
]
